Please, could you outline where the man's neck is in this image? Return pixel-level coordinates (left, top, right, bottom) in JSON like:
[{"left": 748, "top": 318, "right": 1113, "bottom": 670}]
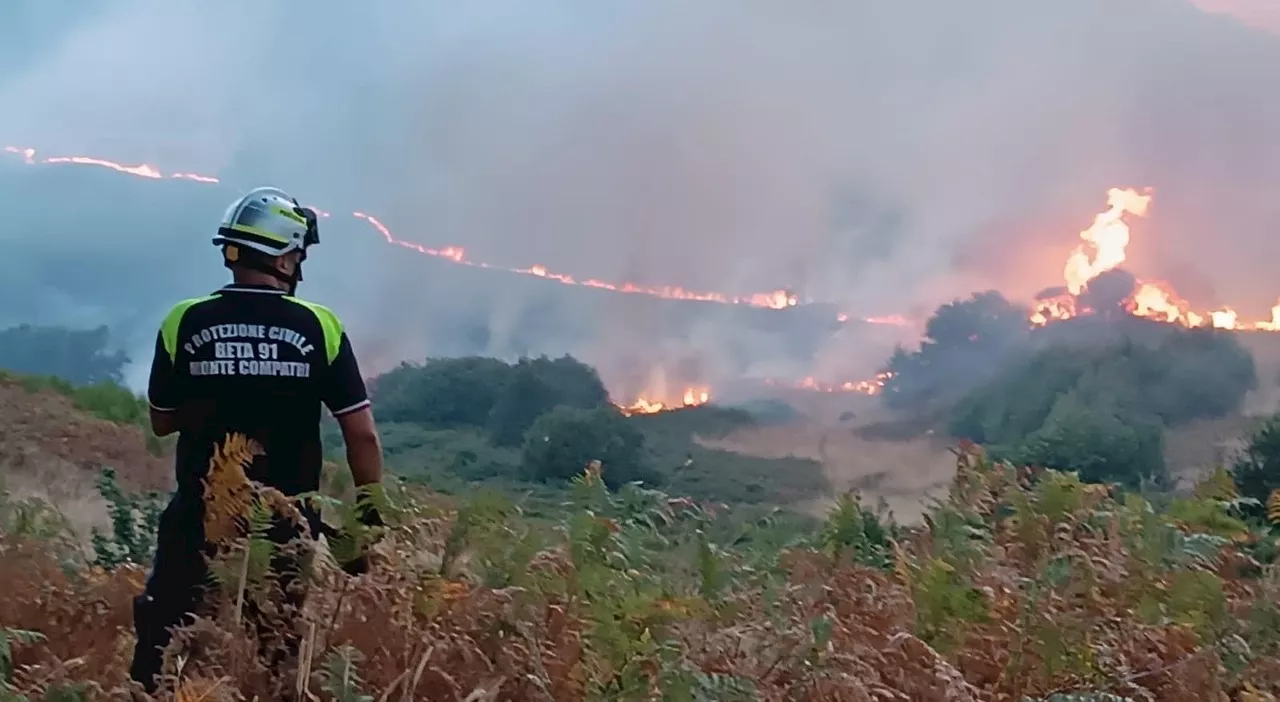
[{"left": 232, "top": 272, "right": 287, "bottom": 291}]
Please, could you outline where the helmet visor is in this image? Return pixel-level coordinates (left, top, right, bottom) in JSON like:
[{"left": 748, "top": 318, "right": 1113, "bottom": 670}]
[{"left": 298, "top": 206, "right": 320, "bottom": 247}]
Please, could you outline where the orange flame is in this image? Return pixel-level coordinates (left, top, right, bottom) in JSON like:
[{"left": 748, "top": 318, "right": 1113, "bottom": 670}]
[
  {"left": 617, "top": 386, "right": 711, "bottom": 415},
  {"left": 797, "top": 372, "right": 894, "bottom": 396},
  {"left": 1062, "top": 187, "right": 1152, "bottom": 294},
  {"left": 1033, "top": 187, "right": 1280, "bottom": 332}
]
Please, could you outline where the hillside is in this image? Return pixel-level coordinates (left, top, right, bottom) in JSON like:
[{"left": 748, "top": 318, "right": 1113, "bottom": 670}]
[{"left": 0, "top": 374, "right": 171, "bottom": 537}]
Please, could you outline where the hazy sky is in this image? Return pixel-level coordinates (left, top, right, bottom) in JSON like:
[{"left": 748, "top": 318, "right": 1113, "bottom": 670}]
[
  {"left": 1193, "top": 0, "right": 1280, "bottom": 33},
  {"left": 2, "top": 0, "right": 1279, "bottom": 389}
]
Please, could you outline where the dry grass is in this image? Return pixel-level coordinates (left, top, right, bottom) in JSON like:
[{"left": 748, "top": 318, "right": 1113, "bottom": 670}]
[{"left": 6, "top": 439, "right": 1280, "bottom": 701}]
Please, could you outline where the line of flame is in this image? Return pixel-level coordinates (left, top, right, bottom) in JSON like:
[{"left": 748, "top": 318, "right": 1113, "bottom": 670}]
[{"left": 3, "top": 144, "right": 908, "bottom": 327}]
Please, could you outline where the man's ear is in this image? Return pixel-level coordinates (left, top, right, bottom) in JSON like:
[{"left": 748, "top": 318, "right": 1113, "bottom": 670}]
[{"left": 274, "top": 252, "right": 299, "bottom": 275}]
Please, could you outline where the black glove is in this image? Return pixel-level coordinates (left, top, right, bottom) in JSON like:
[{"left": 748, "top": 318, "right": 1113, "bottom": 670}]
[{"left": 339, "top": 552, "right": 370, "bottom": 576}]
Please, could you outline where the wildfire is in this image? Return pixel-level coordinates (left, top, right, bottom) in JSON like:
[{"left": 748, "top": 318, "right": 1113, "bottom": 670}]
[
  {"left": 1, "top": 145, "right": 914, "bottom": 325},
  {"left": 798, "top": 372, "right": 895, "bottom": 396},
  {"left": 1032, "top": 186, "right": 1280, "bottom": 331},
  {"left": 617, "top": 386, "right": 711, "bottom": 416}
]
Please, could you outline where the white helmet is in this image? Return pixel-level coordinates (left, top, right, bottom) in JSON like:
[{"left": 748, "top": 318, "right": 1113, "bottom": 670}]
[{"left": 213, "top": 186, "right": 319, "bottom": 257}]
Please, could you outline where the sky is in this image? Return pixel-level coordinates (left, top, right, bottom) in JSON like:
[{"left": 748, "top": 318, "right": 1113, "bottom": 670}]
[
  {"left": 1193, "top": 0, "right": 1280, "bottom": 33},
  {"left": 2, "top": 0, "right": 1279, "bottom": 393}
]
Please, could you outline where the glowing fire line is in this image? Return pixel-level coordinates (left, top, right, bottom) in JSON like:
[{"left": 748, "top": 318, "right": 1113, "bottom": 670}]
[{"left": 3, "top": 144, "right": 908, "bottom": 325}]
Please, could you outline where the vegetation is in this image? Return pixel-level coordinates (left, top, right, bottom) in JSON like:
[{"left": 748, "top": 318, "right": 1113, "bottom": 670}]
[
  {"left": 521, "top": 406, "right": 657, "bottom": 488},
  {"left": 879, "top": 289, "right": 1257, "bottom": 490},
  {"left": 1231, "top": 414, "right": 1280, "bottom": 517},
  {"left": 334, "top": 356, "right": 829, "bottom": 508},
  {"left": 882, "top": 291, "right": 1032, "bottom": 413},
  {"left": 371, "top": 355, "right": 611, "bottom": 447},
  {"left": 1, "top": 371, "right": 150, "bottom": 431},
  {"left": 948, "top": 329, "right": 1256, "bottom": 488},
  {"left": 6, "top": 439, "right": 1280, "bottom": 699},
  {"left": 0, "top": 324, "right": 130, "bottom": 386}
]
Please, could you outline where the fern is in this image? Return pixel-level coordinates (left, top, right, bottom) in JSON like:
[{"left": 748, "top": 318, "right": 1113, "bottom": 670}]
[
  {"left": 89, "top": 468, "right": 164, "bottom": 570},
  {"left": 817, "top": 490, "right": 894, "bottom": 569},
  {"left": 318, "top": 645, "right": 374, "bottom": 702},
  {"left": 0, "top": 628, "right": 45, "bottom": 684},
  {"left": 1267, "top": 488, "right": 1280, "bottom": 526}
]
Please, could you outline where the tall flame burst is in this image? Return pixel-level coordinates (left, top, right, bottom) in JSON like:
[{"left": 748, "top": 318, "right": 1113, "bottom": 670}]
[{"left": 1033, "top": 187, "right": 1280, "bottom": 331}]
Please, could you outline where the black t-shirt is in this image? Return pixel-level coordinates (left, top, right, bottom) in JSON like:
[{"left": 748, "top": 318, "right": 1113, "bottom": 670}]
[{"left": 147, "top": 284, "right": 370, "bottom": 499}]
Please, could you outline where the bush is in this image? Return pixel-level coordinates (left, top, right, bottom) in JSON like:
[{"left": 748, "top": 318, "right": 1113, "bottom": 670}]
[
  {"left": 1141, "top": 327, "right": 1257, "bottom": 425},
  {"left": 371, "top": 354, "right": 610, "bottom": 447},
  {"left": 371, "top": 357, "right": 514, "bottom": 428},
  {"left": 949, "top": 327, "right": 1256, "bottom": 487},
  {"left": 521, "top": 406, "right": 657, "bottom": 488},
  {"left": 4, "top": 371, "right": 149, "bottom": 430},
  {"left": 1230, "top": 414, "right": 1280, "bottom": 513},
  {"left": 9, "top": 441, "right": 1280, "bottom": 698},
  {"left": 90, "top": 468, "right": 165, "bottom": 570},
  {"left": 1000, "top": 391, "right": 1167, "bottom": 489},
  {"left": 883, "top": 291, "right": 1031, "bottom": 412}
]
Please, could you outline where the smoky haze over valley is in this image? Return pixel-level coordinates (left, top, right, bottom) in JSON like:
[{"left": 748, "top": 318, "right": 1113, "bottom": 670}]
[{"left": 1, "top": 0, "right": 1278, "bottom": 396}]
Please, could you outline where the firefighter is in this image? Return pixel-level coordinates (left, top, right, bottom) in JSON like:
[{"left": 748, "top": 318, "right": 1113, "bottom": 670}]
[{"left": 129, "top": 186, "right": 386, "bottom": 693}]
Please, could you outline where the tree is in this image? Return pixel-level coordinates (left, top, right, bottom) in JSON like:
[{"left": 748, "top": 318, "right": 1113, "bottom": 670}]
[
  {"left": 1005, "top": 391, "right": 1167, "bottom": 489},
  {"left": 921, "top": 290, "right": 1030, "bottom": 350},
  {"left": 371, "top": 357, "right": 513, "bottom": 427},
  {"left": 884, "top": 291, "right": 1031, "bottom": 411},
  {"left": 1230, "top": 414, "right": 1280, "bottom": 513},
  {"left": 0, "top": 324, "right": 129, "bottom": 385},
  {"left": 1141, "top": 328, "right": 1257, "bottom": 425},
  {"left": 370, "top": 354, "right": 613, "bottom": 447},
  {"left": 487, "top": 356, "right": 610, "bottom": 447},
  {"left": 521, "top": 407, "right": 656, "bottom": 488}
]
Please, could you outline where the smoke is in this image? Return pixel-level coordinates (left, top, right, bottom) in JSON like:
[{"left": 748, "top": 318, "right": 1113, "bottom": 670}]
[{"left": 2, "top": 0, "right": 1280, "bottom": 396}]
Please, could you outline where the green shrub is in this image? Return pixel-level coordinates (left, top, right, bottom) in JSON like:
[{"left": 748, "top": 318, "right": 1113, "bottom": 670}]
[
  {"left": 522, "top": 406, "right": 657, "bottom": 488},
  {"left": 3, "top": 371, "right": 149, "bottom": 431},
  {"left": 1230, "top": 414, "right": 1280, "bottom": 515},
  {"left": 948, "top": 326, "right": 1255, "bottom": 487},
  {"left": 90, "top": 468, "right": 165, "bottom": 570},
  {"left": 370, "top": 354, "right": 610, "bottom": 447},
  {"left": 1001, "top": 391, "right": 1167, "bottom": 489}
]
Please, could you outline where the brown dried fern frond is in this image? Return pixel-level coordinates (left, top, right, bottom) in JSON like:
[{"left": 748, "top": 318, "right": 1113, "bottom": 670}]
[
  {"left": 1267, "top": 489, "right": 1280, "bottom": 526},
  {"left": 175, "top": 674, "right": 235, "bottom": 702},
  {"left": 202, "top": 433, "right": 263, "bottom": 546}
]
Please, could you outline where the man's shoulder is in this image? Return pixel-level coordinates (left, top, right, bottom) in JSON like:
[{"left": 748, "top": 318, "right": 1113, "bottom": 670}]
[
  {"left": 282, "top": 296, "right": 345, "bottom": 331},
  {"left": 156, "top": 294, "right": 220, "bottom": 358},
  {"left": 282, "top": 296, "right": 347, "bottom": 362},
  {"left": 158, "top": 294, "right": 220, "bottom": 333},
  {"left": 161, "top": 294, "right": 221, "bottom": 319}
]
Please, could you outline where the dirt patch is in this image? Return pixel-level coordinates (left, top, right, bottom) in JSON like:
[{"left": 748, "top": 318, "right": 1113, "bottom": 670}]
[
  {"left": 0, "top": 378, "right": 172, "bottom": 493},
  {"left": 698, "top": 396, "right": 956, "bottom": 523}
]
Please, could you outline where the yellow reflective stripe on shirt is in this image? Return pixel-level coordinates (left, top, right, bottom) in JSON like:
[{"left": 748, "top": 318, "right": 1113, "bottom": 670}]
[
  {"left": 160, "top": 296, "right": 218, "bottom": 361},
  {"left": 284, "top": 296, "right": 344, "bottom": 363}
]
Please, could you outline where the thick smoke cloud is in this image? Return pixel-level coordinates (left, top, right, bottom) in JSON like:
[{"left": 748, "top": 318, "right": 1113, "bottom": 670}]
[{"left": 2, "top": 0, "right": 1279, "bottom": 395}]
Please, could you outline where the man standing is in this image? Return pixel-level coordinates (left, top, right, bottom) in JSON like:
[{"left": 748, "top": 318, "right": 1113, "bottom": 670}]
[{"left": 129, "top": 186, "right": 385, "bottom": 692}]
